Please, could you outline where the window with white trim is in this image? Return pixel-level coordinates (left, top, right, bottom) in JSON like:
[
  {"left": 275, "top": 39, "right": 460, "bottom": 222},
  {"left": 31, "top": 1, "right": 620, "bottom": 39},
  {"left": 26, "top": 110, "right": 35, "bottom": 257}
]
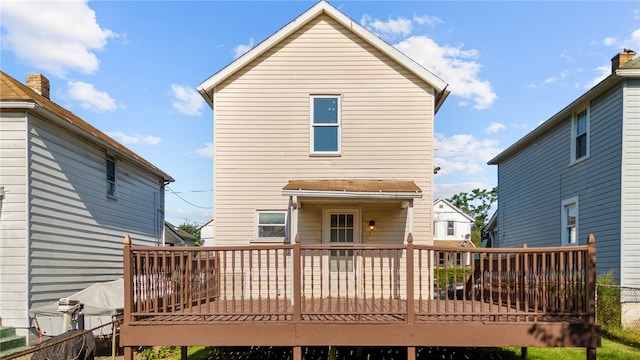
[
  {"left": 106, "top": 155, "right": 116, "bottom": 197},
  {"left": 310, "top": 95, "right": 340, "bottom": 155},
  {"left": 255, "top": 211, "right": 287, "bottom": 242},
  {"left": 571, "top": 108, "right": 589, "bottom": 163},
  {"left": 447, "top": 221, "right": 455, "bottom": 236},
  {"left": 561, "top": 197, "right": 579, "bottom": 246}
]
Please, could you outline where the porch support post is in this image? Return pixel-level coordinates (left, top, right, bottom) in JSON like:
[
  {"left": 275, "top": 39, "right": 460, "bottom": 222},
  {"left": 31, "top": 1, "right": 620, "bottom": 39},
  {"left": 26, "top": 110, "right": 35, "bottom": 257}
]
[
  {"left": 124, "top": 347, "right": 133, "bottom": 360},
  {"left": 407, "top": 346, "right": 416, "bottom": 360},
  {"left": 407, "top": 200, "right": 414, "bottom": 234},
  {"left": 290, "top": 196, "right": 299, "bottom": 242}
]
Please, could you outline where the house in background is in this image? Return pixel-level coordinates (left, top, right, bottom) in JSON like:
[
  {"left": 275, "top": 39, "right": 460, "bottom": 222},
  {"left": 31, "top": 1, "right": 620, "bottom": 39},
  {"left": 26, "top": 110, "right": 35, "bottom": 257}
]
[
  {"left": 198, "top": 218, "right": 214, "bottom": 246},
  {"left": 433, "top": 199, "right": 475, "bottom": 266},
  {"left": 164, "top": 221, "right": 198, "bottom": 246},
  {"left": 197, "top": 1, "right": 449, "bottom": 253},
  {"left": 488, "top": 49, "right": 640, "bottom": 327},
  {"left": 0, "top": 71, "right": 173, "bottom": 342}
]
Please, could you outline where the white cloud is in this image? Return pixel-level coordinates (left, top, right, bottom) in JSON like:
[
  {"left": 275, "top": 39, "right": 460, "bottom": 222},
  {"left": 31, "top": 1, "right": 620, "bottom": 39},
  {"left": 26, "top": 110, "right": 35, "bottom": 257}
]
[
  {"left": 602, "top": 37, "right": 617, "bottom": 47},
  {"left": 360, "top": 15, "right": 412, "bottom": 40},
  {"left": 412, "top": 14, "right": 443, "bottom": 27},
  {"left": 234, "top": 38, "right": 255, "bottom": 58},
  {"left": 66, "top": 81, "right": 117, "bottom": 111},
  {"left": 1, "top": 0, "right": 115, "bottom": 77},
  {"left": 106, "top": 131, "right": 161, "bottom": 145},
  {"left": 171, "top": 84, "right": 204, "bottom": 116},
  {"left": 194, "top": 142, "right": 214, "bottom": 158},
  {"left": 486, "top": 122, "right": 505, "bottom": 134},
  {"left": 581, "top": 65, "right": 611, "bottom": 89},
  {"left": 394, "top": 36, "right": 496, "bottom": 109},
  {"left": 527, "top": 70, "right": 571, "bottom": 88},
  {"left": 434, "top": 133, "right": 502, "bottom": 176},
  {"left": 601, "top": 28, "right": 640, "bottom": 50}
]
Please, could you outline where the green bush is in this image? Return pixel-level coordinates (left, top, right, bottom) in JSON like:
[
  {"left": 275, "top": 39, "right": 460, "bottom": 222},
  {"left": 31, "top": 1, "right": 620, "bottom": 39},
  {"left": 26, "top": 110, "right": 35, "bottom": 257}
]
[{"left": 597, "top": 270, "right": 621, "bottom": 328}]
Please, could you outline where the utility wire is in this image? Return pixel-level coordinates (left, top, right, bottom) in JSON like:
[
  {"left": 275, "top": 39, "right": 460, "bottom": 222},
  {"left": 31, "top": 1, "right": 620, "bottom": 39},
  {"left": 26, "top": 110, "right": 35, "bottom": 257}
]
[{"left": 166, "top": 186, "right": 213, "bottom": 209}]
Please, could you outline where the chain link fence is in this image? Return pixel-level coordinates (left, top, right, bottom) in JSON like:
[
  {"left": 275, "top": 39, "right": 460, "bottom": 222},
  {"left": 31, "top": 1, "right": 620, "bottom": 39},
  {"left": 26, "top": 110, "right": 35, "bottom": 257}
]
[{"left": 597, "top": 283, "right": 640, "bottom": 331}]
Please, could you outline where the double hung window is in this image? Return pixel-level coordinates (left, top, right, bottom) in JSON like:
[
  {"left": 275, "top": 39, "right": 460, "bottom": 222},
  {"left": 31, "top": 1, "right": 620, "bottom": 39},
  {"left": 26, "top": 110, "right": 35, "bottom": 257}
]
[
  {"left": 106, "top": 155, "right": 116, "bottom": 197},
  {"left": 561, "top": 197, "right": 579, "bottom": 245},
  {"left": 256, "top": 211, "right": 286, "bottom": 242},
  {"left": 310, "top": 95, "right": 340, "bottom": 155},
  {"left": 571, "top": 109, "right": 589, "bottom": 163}
]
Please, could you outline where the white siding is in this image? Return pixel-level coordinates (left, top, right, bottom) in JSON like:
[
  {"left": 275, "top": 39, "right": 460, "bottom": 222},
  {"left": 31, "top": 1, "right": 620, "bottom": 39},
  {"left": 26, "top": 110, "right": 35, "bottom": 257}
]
[
  {"left": 213, "top": 16, "right": 435, "bottom": 245},
  {"left": 621, "top": 80, "right": 640, "bottom": 289},
  {"left": 27, "top": 114, "right": 166, "bottom": 308},
  {"left": 433, "top": 200, "right": 473, "bottom": 240},
  {"left": 0, "top": 113, "right": 29, "bottom": 330}
]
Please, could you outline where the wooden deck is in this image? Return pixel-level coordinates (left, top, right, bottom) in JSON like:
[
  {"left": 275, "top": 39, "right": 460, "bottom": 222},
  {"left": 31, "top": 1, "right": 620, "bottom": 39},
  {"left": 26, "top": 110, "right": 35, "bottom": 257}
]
[{"left": 120, "top": 234, "right": 600, "bottom": 360}]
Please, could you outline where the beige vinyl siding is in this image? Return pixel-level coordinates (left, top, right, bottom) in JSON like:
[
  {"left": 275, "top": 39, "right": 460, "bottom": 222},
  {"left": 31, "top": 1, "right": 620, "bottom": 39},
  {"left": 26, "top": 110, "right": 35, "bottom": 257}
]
[
  {"left": 621, "top": 80, "right": 640, "bottom": 289},
  {"left": 213, "top": 15, "right": 434, "bottom": 245},
  {"left": 0, "top": 112, "right": 29, "bottom": 331},
  {"left": 27, "top": 115, "right": 165, "bottom": 307}
]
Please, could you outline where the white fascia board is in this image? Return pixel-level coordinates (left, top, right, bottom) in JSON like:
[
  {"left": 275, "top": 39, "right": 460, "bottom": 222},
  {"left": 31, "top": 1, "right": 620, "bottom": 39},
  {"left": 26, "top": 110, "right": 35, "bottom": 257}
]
[
  {"left": 198, "top": 1, "right": 447, "bottom": 108},
  {"left": 617, "top": 68, "right": 640, "bottom": 77},
  {"left": 0, "top": 100, "right": 36, "bottom": 109},
  {"left": 282, "top": 189, "right": 422, "bottom": 199}
]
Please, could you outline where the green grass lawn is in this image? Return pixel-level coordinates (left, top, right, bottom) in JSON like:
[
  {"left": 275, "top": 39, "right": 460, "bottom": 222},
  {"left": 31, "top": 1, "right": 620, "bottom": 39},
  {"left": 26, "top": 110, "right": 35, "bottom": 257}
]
[{"left": 506, "top": 338, "right": 639, "bottom": 360}]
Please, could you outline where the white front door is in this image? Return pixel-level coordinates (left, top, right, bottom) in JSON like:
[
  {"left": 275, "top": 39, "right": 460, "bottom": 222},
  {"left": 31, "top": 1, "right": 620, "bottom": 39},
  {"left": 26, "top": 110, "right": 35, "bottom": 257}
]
[{"left": 322, "top": 208, "right": 361, "bottom": 297}]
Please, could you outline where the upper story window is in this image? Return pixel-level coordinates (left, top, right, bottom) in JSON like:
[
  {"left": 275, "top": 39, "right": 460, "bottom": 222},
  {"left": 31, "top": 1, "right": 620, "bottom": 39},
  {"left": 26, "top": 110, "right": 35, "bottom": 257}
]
[
  {"left": 255, "top": 210, "right": 287, "bottom": 242},
  {"left": 561, "top": 197, "right": 579, "bottom": 246},
  {"left": 310, "top": 95, "right": 340, "bottom": 155},
  {"left": 571, "top": 108, "right": 589, "bottom": 163},
  {"left": 447, "top": 221, "right": 455, "bottom": 236},
  {"left": 106, "top": 155, "right": 116, "bottom": 197}
]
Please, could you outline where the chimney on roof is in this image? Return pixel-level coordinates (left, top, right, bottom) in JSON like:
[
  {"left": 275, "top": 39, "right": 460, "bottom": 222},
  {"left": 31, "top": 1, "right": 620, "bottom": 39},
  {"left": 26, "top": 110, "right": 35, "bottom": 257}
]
[
  {"left": 26, "top": 74, "right": 50, "bottom": 99},
  {"left": 611, "top": 49, "right": 637, "bottom": 73}
]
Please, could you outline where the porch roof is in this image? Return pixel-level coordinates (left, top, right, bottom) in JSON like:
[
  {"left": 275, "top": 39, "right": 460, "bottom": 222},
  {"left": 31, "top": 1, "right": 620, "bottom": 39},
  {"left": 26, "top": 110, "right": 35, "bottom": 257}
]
[{"left": 282, "top": 180, "right": 422, "bottom": 199}]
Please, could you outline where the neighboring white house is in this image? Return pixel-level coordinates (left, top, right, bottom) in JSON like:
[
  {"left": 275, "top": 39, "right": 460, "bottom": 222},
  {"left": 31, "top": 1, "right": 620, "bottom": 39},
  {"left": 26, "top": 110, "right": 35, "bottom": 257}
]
[
  {"left": 488, "top": 49, "right": 640, "bottom": 327},
  {"left": 0, "top": 72, "right": 173, "bottom": 341},
  {"left": 197, "top": 1, "right": 449, "bottom": 251},
  {"left": 433, "top": 199, "right": 475, "bottom": 266},
  {"left": 433, "top": 199, "right": 473, "bottom": 244},
  {"left": 199, "top": 218, "right": 215, "bottom": 246}
]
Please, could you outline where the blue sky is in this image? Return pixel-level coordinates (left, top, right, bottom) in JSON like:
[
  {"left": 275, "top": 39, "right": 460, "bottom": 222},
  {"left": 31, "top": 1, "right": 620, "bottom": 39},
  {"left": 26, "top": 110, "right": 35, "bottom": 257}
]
[{"left": 2, "top": 1, "right": 638, "bottom": 226}]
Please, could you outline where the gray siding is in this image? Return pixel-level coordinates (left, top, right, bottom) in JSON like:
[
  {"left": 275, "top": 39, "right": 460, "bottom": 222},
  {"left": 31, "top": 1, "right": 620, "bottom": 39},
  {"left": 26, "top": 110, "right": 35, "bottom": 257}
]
[
  {"left": 0, "top": 113, "right": 29, "bottom": 330},
  {"left": 621, "top": 79, "right": 640, "bottom": 288},
  {"left": 497, "top": 85, "right": 623, "bottom": 278},
  {"left": 27, "top": 114, "right": 166, "bottom": 307}
]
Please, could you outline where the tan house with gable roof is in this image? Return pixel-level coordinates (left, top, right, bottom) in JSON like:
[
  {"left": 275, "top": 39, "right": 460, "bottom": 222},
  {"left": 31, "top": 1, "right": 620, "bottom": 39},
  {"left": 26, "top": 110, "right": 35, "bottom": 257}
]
[{"left": 197, "top": 1, "right": 449, "bottom": 252}]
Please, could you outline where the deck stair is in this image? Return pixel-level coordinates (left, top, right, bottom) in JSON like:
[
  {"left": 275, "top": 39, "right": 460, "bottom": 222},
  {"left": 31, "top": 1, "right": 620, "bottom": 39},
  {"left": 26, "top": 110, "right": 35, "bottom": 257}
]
[{"left": 0, "top": 321, "right": 30, "bottom": 358}]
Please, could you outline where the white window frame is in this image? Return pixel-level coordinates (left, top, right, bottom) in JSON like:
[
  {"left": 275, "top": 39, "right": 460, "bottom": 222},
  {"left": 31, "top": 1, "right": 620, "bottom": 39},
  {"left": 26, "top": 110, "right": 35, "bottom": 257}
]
[
  {"left": 447, "top": 221, "right": 455, "bottom": 236},
  {"left": 310, "top": 95, "right": 341, "bottom": 156},
  {"left": 561, "top": 196, "right": 579, "bottom": 246},
  {"left": 106, "top": 154, "right": 116, "bottom": 198},
  {"left": 255, "top": 210, "right": 287, "bottom": 242},
  {"left": 570, "top": 107, "right": 590, "bottom": 164}
]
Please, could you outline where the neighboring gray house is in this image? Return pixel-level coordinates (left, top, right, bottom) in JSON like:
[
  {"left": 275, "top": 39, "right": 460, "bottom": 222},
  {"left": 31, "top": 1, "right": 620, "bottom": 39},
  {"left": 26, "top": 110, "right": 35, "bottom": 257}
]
[
  {"left": 0, "top": 72, "right": 174, "bottom": 341},
  {"left": 488, "top": 50, "right": 639, "bottom": 326}
]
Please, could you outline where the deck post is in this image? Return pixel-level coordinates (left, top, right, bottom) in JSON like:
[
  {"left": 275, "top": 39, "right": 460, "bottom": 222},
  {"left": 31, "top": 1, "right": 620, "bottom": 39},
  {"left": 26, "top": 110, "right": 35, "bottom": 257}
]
[
  {"left": 293, "top": 346, "right": 301, "bottom": 360},
  {"left": 122, "top": 235, "right": 134, "bottom": 360},
  {"left": 406, "top": 234, "right": 415, "bottom": 324},
  {"left": 407, "top": 346, "right": 416, "bottom": 360},
  {"left": 586, "top": 234, "right": 597, "bottom": 360},
  {"left": 293, "top": 233, "right": 301, "bottom": 322}
]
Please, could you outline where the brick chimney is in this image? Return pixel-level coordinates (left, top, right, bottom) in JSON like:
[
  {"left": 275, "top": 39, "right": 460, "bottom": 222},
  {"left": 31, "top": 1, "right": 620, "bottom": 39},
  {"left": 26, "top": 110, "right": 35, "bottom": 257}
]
[
  {"left": 26, "top": 74, "right": 50, "bottom": 99},
  {"left": 611, "top": 49, "right": 637, "bottom": 73}
]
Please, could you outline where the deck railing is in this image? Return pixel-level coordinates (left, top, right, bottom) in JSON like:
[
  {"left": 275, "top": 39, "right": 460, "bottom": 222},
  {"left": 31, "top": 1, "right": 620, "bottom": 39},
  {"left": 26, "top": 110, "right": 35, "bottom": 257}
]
[{"left": 123, "top": 234, "right": 596, "bottom": 325}]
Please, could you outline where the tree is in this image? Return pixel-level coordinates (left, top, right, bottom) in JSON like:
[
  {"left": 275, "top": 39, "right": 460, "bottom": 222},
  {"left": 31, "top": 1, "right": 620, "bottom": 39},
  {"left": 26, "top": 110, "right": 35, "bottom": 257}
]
[
  {"left": 178, "top": 221, "right": 202, "bottom": 246},
  {"left": 447, "top": 187, "right": 498, "bottom": 247}
]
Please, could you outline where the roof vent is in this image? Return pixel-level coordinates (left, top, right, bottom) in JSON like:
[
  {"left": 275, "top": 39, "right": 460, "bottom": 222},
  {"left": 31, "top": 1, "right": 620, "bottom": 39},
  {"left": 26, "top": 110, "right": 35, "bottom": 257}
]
[
  {"left": 26, "top": 74, "right": 50, "bottom": 99},
  {"left": 611, "top": 49, "right": 637, "bottom": 73}
]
